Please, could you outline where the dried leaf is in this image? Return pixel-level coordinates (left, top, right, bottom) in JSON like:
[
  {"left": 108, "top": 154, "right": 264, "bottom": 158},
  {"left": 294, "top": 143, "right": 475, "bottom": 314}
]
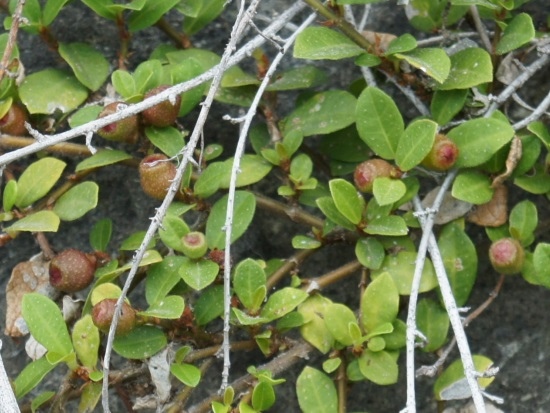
[
  {"left": 5, "top": 253, "right": 58, "bottom": 337},
  {"left": 147, "top": 346, "right": 172, "bottom": 404},
  {"left": 467, "top": 185, "right": 508, "bottom": 227},
  {"left": 362, "top": 31, "right": 397, "bottom": 52},
  {"left": 421, "top": 187, "right": 472, "bottom": 225},
  {"left": 25, "top": 336, "right": 47, "bottom": 361},
  {"left": 492, "top": 136, "right": 522, "bottom": 188}
]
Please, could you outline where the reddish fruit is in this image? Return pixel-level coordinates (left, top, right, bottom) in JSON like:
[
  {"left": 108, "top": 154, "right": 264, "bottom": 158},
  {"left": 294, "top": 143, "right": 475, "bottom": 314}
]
[
  {"left": 421, "top": 134, "right": 459, "bottom": 172},
  {"left": 91, "top": 298, "right": 136, "bottom": 336},
  {"left": 142, "top": 85, "right": 181, "bottom": 127},
  {"left": 97, "top": 102, "right": 139, "bottom": 144},
  {"left": 139, "top": 154, "right": 177, "bottom": 200},
  {"left": 49, "top": 249, "right": 97, "bottom": 292},
  {"left": 181, "top": 231, "right": 208, "bottom": 259},
  {"left": 489, "top": 238, "right": 525, "bottom": 275},
  {"left": 0, "top": 103, "right": 28, "bottom": 136},
  {"left": 353, "top": 159, "right": 401, "bottom": 193}
]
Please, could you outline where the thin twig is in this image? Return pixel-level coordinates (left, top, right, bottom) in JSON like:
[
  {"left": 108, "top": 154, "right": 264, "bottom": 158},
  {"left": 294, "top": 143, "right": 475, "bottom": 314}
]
[
  {"left": 512, "top": 88, "right": 550, "bottom": 130},
  {"left": 0, "top": 340, "right": 20, "bottom": 413},
  {"left": 469, "top": 5, "right": 492, "bottom": 52},
  {"left": 0, "top": 0, "right": 24, "bottom": 84},
  {"left": 343, "top": 4, "right": 376, "bottom": 86}
]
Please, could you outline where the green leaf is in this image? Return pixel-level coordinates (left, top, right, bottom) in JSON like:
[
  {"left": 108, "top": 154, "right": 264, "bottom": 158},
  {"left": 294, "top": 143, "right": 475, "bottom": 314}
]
[
  {"left": 355, "top": 237, "right": 385, "bottom": 270},
  {"left": 292, "top": 235, "right": 322, "bottom": 249},
  {"left": 354, "top": 52, "right": 382, "bottom": 68},
  {"left": 329, "top": 178, "right": 365, "bottom": 225},
  {"left": 111, "top": 69, "right": 137, "bottom": 100},
  {"left": 72, "top": 315, "right": 99, "bottom": 369},
  {"left": 2, "top": 179, "right": 17, "bottom": 212},
  {"left": 15, "top": 157, "right": 66, "bottom": 208},
  {"left": 395, "top": 119, "right": 438, "bottom": 170},
  {"left": 373, "top": 177, "right": 407, "bottom": 206},
  {"left": 81, "top": 0, "right": 118, "bottom": 19},
  {"left": 113, "top": 326, "right": 167, "bottom": 359},
  {"left": 417, "top": 299, "right": 449, "bottom": 352},
  {"left": 234, "top": 259, "right": 266, "bottom": 312},
  {"left": 364, "top": 215, "right": 408, "bottom": 236},
  {"left": 383, "top": 319, "right": 407, "bottom": 350},
  {"left": 53, "top": 181, "right": 98, "bottom": 221},
  {"left": 78, "top": 382, "right": 102, "bottom": 412},
  {"left": 58, "top": 42, "right": 110, "bottom": 91},
  {"left": 316, "top": 196, "right": 356, "bottom": 231},
  {"left": 384, "top": 34, "right": 417, "bottom": 55},
  {"left": 205, "top": 191, "right": 256, "bottom": 250},
  {"left": 514, "top": 164, "right": 550, "bottom": 194},
  {"left": 496, "top": 13, "right": 535, "bottom": 55},
  {"left": 193, "top": 162, "right": 226, "bottom": 198},
  {"left": 319, "top": 125, "right": 371, "bottom": 163},
  {"left": 509, "top": 200, "right": 537, "bottom": 246},
  {"left": 171, "top": 363, "right": 201, "bottom": 387},
  {"left": 298, "top": 295, "right": 335, "bottom": 353},
  {"left": 439, "top": 48, "right": 492, "bottom": 90},
  {"left": 219, "top": 155, "right": 273, "bottom": 188},
  {"left": 294, "top": 26, "right": 364, "bottom": 60},
  {"left": 183, "top": 0, "right": 225, "bottom": 35},
  {"left": 356, "top": 86, "right": 404, "bottom": 159},
  {"left": 361, "top": 272, "right": 399, "bottom": 333},
  {"left": 179, "top": 258, "right": 219, "bottom": 291},
  {"left": 371, "top": 252, "right": 437, "bottom": 295},
  {"left": 358, "top": 350, "right": 398, "bottom": 385},
  {"left": 68, "top": 104, "right": 102, "bottom": 128},
  {"left": 22, "top": 294, "right": 73, "bottom": 357},
  {"left": 252, "top": 381, "right": 276, "bottom": 411},
  {"left": 42, "top": 0, "right": 70, "bottom": 26},
  {"left": 119, "top": 231, "right": 155, "bottom": 251},
  {"left": 395, "top": 48, "right": 451, "bottom": 83},
  {"left": 75, "top": 149, "right": 132, "bottom": 172},
  {"left": 221, "top": 66, "right": 259, "bottom": 88},
  {"left": 194, "top": 285, "right": 224, "bottom": 325},
  {"left": 437, "top": 221, "right": 477, "bottom": 307},
  {"left": 144, "top": 126, "right": 185, "bottom": 157},
  {"left": 146, "top": 256, "right": 187, "bottom": 305},
  {"left": 267, "top": 66, "right": 328, "bottom": 91},
  {"left": 14, "top": 356, "right": 57, "bottom": 399},
  {"left": 158, "top": 214, "right": 190, "bottom": 252},
  {"left": 133, "top": 59, "right": 163, "bottom": 94},
  {"left": 297, "top": 367, "right": 338, "bottom": 413},
  {"left": 434, "top": 355, "right": 495, "bottom": 400},
  {"left": 140, "top": 295, "right": 185, "bottom": 319},
  {"left": 323, "top": 358, "right": 342, "bottom": 374},
  {"left": 260, "top": 287, "right": 308, "bottom": 321},
  {"left": 19, "top": 68, "right": 88, "bottom": 114},
  {"left": 324, "top": 303, "right": 358, "bottom": 346},
  {"left": 128, "top": 0, "right": 181, "bottom": 31},
  {"left": 533, "top": 244, "right": 550, "bottom": 285},
  {"left": 89, "top": 218, "right": 112, "bottom": 252},
  {"left": 31, "top": 391, "right": 55, "bottom": 413},
  {"left": 451, "top": 171, "right": 493, "bottom": 204},
  {"left": 528, "top": 121, "right": 550, "bottom": 148},
  {"left": 448, "top": 118, "right": 515, "bottom": 168},
  {"left": 6, "top": 211, "right": 60, "bottom": 233},
  {"left": 283, "top": 90, "right": 357, "bottom": 136},
  {"left": 431, "top": 89, "right": 468, "bottom": 125}
]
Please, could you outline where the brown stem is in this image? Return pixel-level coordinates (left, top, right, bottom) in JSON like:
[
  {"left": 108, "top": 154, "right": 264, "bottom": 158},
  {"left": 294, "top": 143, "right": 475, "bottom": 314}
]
[
  {"left": 266, "top": 249, "right": 315, "bottom": 290},
  {"left": 38, "top": 25, "right": 59, "bottom": 52},
  {"left": 0, "top": 0, "right": 24, "bottom": 83},
  {"left": 155, "top": 17, "right": 192, "bottom": 48},
  {"left": 116, "top": 14, "right": 131, "bottom": 70},
  {"left": 183, "top": 340, "right": 257, "bottom": 364},
  {"left": 309, "top": 260, "right": 363, "bottom": 290},
  {"left": 35, "top": 232, "right": 55, "bottom": 259},
  {"left": 336, "top": 358, "right": 348, "bottom": 413},
  {"left": 254, "top": 192, "right": 324, "bottom": 229}
]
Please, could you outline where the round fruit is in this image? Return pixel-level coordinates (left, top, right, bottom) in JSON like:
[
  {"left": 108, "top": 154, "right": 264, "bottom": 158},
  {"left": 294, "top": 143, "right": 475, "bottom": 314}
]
[
  {"left": 91, "top": 298, "right": 136, "bottom": 336},
  {"left": 97, "top": 102, "right": 139, "bottom": 144},
  {"left": 421, "top": 134, "right": 459, "bottom": 172},
  {"left": 49, "top": 249, "right": 97, "bottom": 293},
  {"left": 489, "top": 238, "right": 525, "bottom": 275},
  {"left": 0, "top": 103, "right": 28, "bottom": 136},
  {"left": 139, "top": 154, "right": 178, "bottom": 200},
  {"left": 142, "top": 85, "right": 181, "bottom": 127},
  {"left": 353, "top": 159, "right": 401, "bottom": 193},
  {"left": 181, "top": 231, "right": 208, "bottom": 259}
]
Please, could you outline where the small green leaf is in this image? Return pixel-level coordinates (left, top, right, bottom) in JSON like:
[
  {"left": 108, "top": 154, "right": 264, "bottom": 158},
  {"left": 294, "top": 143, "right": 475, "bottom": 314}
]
[
  {"left": 42, "top": 0, "right": 70, "bottom": 26},
  {"left": 448, "top": 118, "right": 515, "bottom": 168},
  {"left": 205, "top": 191, "right": 256, "bottom": 250},
  {"left": 294, "top": 26, "right": 364, "bottom": 60},
  {"left": 158, "top": 214, "right": 190, "bottom": 252},
  {"left": 113, "top": 326, "right": 167, "bottom": 359},
  {"left": 133, "top": 59, "right": 163, "bottom": 94},
  {"left": 496, "top": 13, "right": 535, "bottom": 55},
  {"left": 385, "top": 34, "right": 417, "bottom": 55},
  {"left": 431, "top": 89, "right": 468, "bottom": 125},
  {"left": 395, "top": 119, "right": 438, "bottom": 171},
  {"left": 194, "top": 162, "right": 226, "bottom": 199},
  {"left": 140, "top": 295, "right": 185, "bottom": 319},
  {"left": 2, "top": 179, "right": 17, "bottom": 212},
  {"left": 361, "top": 272, "right": 399, "bottom": 333},
  {"left": 252, "top": 381, "right": 275, "bottom": 411},
  {"left": 297, "top": 367, "right": 338, "bottom": 413},
  {"left": 533, "top": 244, "right": 550, "bottom": 285},
  {"left": 373, "top": 177, "right": 407, "bottom": 206},
  {"left": 434, "top": 355, "right": 495, "bottom": 400},
  {"left": 22, "top": 294, "right": 73, "bottom": 357},
  {"left": 451, "top": 171, "right": 493, "bottom": 204},
  {"left": 266, "top": 66, "right": 328, "bottom": 91},
  {"left": 75, "top": 150, "right": 132, "bottom": 172},
  {"left": 144, "top": 126, "right": 185, "bottom": 157},
  {"left": 509, "top": 200, "right": 538, "bottom": 246},
  {"left": 355, "top": 52, "right": 382, "bottom": 67},
  {"left": 364, "top": 215, "right": 408, "bottom": 236},
  {"left": 58, "top": 42, "right": 110, "bottom": 91},
  {"left": 72, "top": 315, "right": 99, "bottom": 368},
  {"left": 417, "top": 299, "right": 449, "bottom": 352},
  {"left": 89, "top": 218, "right": 112, "bottom": 252},
  {"left": 15, "top": 157, "right": 66, "bottom": 208},
  {"left": 31, "top": 391, "right": 55, "bottom": 413},
  {"left": 395, "top": 48, "right": 451, "bottom": 83},
  {"left": 219, "top": 155, "right": 273, "bottom": 188},
  {"left": 298, "top": 295, "right": 335, "bottom": 354},
  {"left": 355, "top": 237, "right": 385, "bottom": 270},
  {"left": 514, "top": 165, "right": 550, "bottom": 194},
  {"left": 323, "top": 358, "right": 342, "bottom": 374},
  {"left": 292, "top": 235, "right": 322, "bottom": 250},
  {"left": 439, "top": 48, "right": 492, "bottom": 90},
  {"left": 128, "top": 0, "right": 181, "bottom": 31},
  {"left": 383, "top": 319, "right": 407, "bottom": 350},
  {"left": 527, "top": 121, "right": 550, "bottom": 147},
  {"left": 78, "top": 382, "right": 102, "bottom": 412},
  {"left": 290, "top": 153, "right": 313, "bottom": 183},
  {"left": 358, "top": 350, "right": 398, "bottom": 385},
  {"left": 232, "top": 308, "right": 269, "bottom": 326},
  {"left": 194, "top": 285, "right": 224, "bottom": 325},
  {"left": 316, "top": 196, "right": 356, "bottom": 231},
  {"left": 182, "top": 0, "right": 225, "bottom": 35},
  {"left": 146, "top": 256, "right": 187, "bottom": 305},
  {"left": 53, "top": 181, "right": 99, "bottom": 221},
  {"left": 111, "top": 70, "right": 137, "bottom": 100},
  {"left": 356, "top": 86, "right": 404, "bottom": 159},
  {"left": 170, "top": 363, "right": 201, "bottom": 387},
  {"left": 179, "top": 259, "right": 219, "bottom": 291},
  {"left": 14, "top": 357, "right": 57, "bottom": 399},
  {"left": 324, "top": 303, "right": 358, "bottom": 346},
  {"left": 329, "top": 178, "right": 365, "bottom": 225},
  {"left": 234, "top": 259, "right": 266, "bottom": 312},
  {"left": 6, "top": 211, "right": 60, "bottom": 233},
  {"left": 19, "top": 68, "right": 88, "bottom": 114},
  {"left": 260, "top": 287, "right": 308, "bottom": 321},
  {"left": 119, "top": 231, "right": 155, "bottom": 251}
]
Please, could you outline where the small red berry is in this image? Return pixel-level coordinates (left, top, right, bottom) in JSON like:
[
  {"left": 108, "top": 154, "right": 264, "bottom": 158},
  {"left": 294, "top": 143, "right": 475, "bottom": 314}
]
[
  {"left": 421, "top": 134, "right": 459, "bottom": 172},
  {"left": 91, "top": 298, "right": 136, "bottom": 336},
  {"left": 97, "top": 102, "right": 139, "bottom": 144},
  {"left": 139, "top": 154, "right": 178, "bottom": 200},
  {"left": 49, "top": 249, "right": 97, "bottom": 292},
  {"left": 353, "top": 159, "right": 401, "bottom": 193},
  {"left": 142, "top": 85, "right": 181, "bottom": 127},
  {"left": 489, "top": 238, "right": 525, "bottom": 275},
  {"left": 181, "top": 231, "right": 208, "bottom": 259},
  {"left": 0, "top": 103, "right": 28, "bottom": 136}
]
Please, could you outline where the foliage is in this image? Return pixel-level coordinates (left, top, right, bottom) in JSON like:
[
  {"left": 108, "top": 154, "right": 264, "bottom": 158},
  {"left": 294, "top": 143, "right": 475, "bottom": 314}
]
[{"left": 0, "top": 0, "right": 549, "bottom": 412}]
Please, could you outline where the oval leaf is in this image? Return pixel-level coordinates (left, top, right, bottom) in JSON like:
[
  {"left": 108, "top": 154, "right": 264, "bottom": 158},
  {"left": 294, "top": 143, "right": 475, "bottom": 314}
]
[
  {"left": 496, "top": 13, "right": 535, "bottom": 55},
  {"left": 451, "top": 171, "right": 494, "bottom": 205},
  {"left": 434, "top": 355, "right": 495, "bottom": 400},
  {"left": 53, "top": 181, "right": 99, "bottom": 221},
  {"left": 324, "top": 303, "right": 358, "bottom": 346},
  {"left": 234, "top": 259, "right": 266, "bottom": 311},
  {"left": 75, "top": 150, "right": 132, "bottom": 172},
  {"left": 298, "top": 295, "right": 335, "bottom": 354},
  {"left": 113, "top": 326, "right": 167, "bottom": 359},
  {"left": 358, "top": 350, "right": 398, "bottom": 385},
  {"left": 361, "top": 272, "right": 399, "bottom": 333},
  {"left": 58, "top": 42, "right": 110, "bottom": 91},
  {"left": 140, "top": 295, "right": 185, "bottom": 319},
  {"left": 509, "top": 200, "right": 537, "bottom": 245},
  {"left": 329, "top": 178, "right": 365, "bottom": 225},
  {"left": 146, "top": 256, "right": 188, "bottom": 305},
  {"left": 395, "top": 48, "right": 450, "bottom": 83},
  {"left": 417, "top": 299, "right": 450, "bottom": 352},
  {"left": 170, "top": 363, "right": 201, "bottom": 387},
  {"left": 179, "top": 259, "right": 219, "bottom": 291},
  {"left": 6, "top": 211, "right": 60, "bottom": 233},
  {"left": 260, "top": 287, "right": 308, "bottom": 321},
  {"left": 373, "top": 177, "right": 407, "bottom": 206},
  {"left": 439, "top": 48, "right": 492, "bottom": 90},
  {"left": 16, "top": 157, "right": 66, "bottom": 208},
  {"left": 72, "top": 315, "right": 99, "bottom": 369},
  {"left": 14, "top": 356, "right": 57, "bottom": 399},
  {"left": 296, "top": 367, "right": 338, "bottom": 413},
  {"left": 396, "top": 119, "right": 438, "bottom": 171},
  {"left": 294, "top": 26, "right": 364, "bottom": 60},
  {"left": 355, "top": 237, "right": 385, "bottom": 270}
]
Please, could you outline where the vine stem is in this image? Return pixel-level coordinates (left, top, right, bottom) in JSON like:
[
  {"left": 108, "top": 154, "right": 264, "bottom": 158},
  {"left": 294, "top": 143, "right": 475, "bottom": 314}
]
[
  {"left": 98, "top": 2, "right": 307, "bottom": 411},
  {"left": 220, "top": 7, "right": 317, "bottom": 391}
]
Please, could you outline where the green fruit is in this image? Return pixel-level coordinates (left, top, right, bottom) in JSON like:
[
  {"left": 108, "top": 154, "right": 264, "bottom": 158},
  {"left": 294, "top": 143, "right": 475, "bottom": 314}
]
[
  {"left": 142, "top": 85, "right": 181, "bottom": 127},
  {"left": 421, "top": 134, "right": 459, "bottom": 172},
  {"left": 49, "top": 249, "right": 97, "bottom": 292},
  {"left": 97, "top": 102, "right": 139, "bottom": 144},
  {"left": 489, "top": 238, "right": 525, "bottom": 275},
  {"left": 0, "top": 103, "right": 28, "bottom": 136},
  {"left": 353, "top": 159, "right": 401, "bottom": 193},
  {"left": 181, "top": 231, "right": 208, "bottom": 259},
  {"left": 139, "top": 154, "right": 178, "bottom": 200},
  {"left": 91, "top": 298, "right": 136, "bottom": 336}
]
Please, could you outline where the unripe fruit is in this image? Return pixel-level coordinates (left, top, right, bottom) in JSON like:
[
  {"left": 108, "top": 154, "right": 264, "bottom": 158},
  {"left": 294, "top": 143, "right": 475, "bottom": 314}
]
[
  {"left": 49, "top": 249, "right": 97, "bottom": 292},
  {"left": 142, "top": 85, "right": 181, "bottom": 127},
  {"left": 91, "top": 298, "right": 136, "bottom": 336},
  {"left": 0, "top": 103, "right": 28, "bottom": 136},
  {"left": 489, "top": 238, "right": 525, "bottom": 275},
  {"left": 421, "top": 134, "right": 459, "bottom": 172},
  {"left": 139, "top": 154, "right": 177, "bottom": 200},
  {"left": 181, "top": 231, "right": 208, "bottom": 259},
  {"left": 97, "top": 102, "right": 139, "bottom": 144},
  {"left": 353, "top": 159, "right": 401, "bottom": 193}
]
